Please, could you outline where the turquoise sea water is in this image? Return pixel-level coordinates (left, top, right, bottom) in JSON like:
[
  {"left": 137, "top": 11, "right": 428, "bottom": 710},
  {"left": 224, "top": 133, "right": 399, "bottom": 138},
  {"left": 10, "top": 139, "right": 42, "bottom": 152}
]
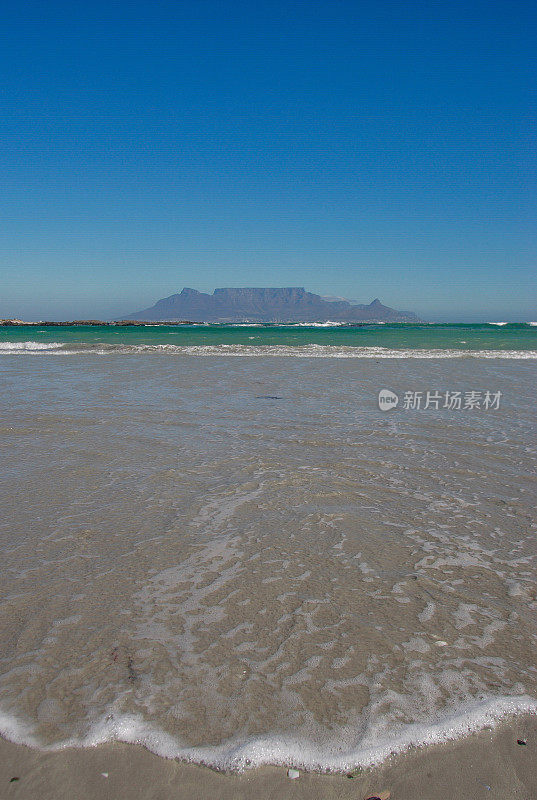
[{"left": 1, "top": 322, "right": 537, "bottom": 355}]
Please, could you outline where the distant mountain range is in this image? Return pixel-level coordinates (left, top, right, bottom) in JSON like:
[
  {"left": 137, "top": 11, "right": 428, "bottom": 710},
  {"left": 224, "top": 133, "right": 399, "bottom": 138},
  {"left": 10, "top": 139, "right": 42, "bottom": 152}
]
[{"left": 128, "top": 287, "right": 419, "bottom": 323}]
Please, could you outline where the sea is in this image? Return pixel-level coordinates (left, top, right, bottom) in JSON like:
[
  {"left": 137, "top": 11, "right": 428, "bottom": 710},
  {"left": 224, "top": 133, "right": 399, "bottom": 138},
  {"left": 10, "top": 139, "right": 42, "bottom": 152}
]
[
  {"left": 0, "top": 320, "right": 536, "bottom": 357},
  {"left": 0, "top": 321, "right": 536, "bottom": 771}
]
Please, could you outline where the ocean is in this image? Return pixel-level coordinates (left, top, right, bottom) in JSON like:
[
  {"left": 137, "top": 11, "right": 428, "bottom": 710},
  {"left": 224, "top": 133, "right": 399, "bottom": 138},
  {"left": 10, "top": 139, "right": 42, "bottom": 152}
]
[
  {"left": 1, "top": 321, "right": 537, "bottom": 357},
  {"left": 0, "top": 324, "right": 536, "bottom": 772}
]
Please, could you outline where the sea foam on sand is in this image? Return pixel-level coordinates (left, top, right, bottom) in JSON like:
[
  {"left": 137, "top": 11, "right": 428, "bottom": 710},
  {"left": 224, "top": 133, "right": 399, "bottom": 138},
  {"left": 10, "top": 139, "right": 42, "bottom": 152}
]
[{"left": 1, "top": 695, "right": 536, "bottom": 773}]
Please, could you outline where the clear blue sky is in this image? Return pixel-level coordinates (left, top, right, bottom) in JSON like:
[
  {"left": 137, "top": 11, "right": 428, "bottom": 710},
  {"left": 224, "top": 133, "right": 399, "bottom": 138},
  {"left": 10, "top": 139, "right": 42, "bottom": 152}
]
[{"left": 0, "top": 2, "right": 535, "bottom": 321}]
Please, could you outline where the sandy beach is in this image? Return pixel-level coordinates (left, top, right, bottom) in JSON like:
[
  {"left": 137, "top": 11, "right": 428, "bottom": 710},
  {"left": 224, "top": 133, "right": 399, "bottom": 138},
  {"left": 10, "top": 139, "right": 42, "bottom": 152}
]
[{"left": 1, "top": 353, "right": 536, "bottom": 797}]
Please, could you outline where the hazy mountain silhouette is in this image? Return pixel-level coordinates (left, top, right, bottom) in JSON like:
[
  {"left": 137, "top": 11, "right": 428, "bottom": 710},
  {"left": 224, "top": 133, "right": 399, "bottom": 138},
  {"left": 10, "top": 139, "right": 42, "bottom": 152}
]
[{"left": 128, "top": 287, "right": 419, "bottom": 323}]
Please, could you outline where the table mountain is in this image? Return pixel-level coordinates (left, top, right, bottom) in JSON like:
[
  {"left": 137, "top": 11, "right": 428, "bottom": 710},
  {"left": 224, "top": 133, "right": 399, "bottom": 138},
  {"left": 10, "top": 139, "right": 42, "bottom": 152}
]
[{"left": 127, "top": 287, "right": 419, "bottom": 323}]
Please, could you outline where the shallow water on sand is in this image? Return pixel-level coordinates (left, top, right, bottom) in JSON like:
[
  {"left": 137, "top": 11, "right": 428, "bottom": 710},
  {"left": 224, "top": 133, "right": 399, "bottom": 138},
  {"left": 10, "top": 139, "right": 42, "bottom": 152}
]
[{"left": 0, "top": 356, "right": 536, "bottom": 769}]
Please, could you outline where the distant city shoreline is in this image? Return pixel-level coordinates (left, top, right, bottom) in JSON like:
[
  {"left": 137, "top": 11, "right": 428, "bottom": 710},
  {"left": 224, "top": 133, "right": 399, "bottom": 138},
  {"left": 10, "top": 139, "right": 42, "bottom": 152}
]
[
  {"left": 0, "top": 319, "right": 195, "bottom": 327},
  {"left": 0, "top": 319, "right": 418, "bottom": 327}
]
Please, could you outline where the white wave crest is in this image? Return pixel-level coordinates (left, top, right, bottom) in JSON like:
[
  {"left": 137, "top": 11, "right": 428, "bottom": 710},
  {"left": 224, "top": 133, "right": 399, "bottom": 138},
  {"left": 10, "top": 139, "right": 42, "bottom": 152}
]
[
  {"left": 1, "top": 342, "right": 536, "bottom": 358},
  {"left": 291, "top": 320, "right": 347, "bottom": 327},
  {"left": 0, "top": 340, "right": 64, "bottom": 351}
]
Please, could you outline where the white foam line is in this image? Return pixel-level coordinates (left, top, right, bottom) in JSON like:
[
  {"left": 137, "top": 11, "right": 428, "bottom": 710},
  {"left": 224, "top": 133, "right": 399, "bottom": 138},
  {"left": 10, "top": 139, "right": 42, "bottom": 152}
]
[
  {"left": 0, "top": 341, "right": 64, "bottom": 351},
  {"left": 1, "top": 695, "right": 536, "bottom": 772},
  {"left": 1, "top": 342, "right": 537, "bottom": 358}
]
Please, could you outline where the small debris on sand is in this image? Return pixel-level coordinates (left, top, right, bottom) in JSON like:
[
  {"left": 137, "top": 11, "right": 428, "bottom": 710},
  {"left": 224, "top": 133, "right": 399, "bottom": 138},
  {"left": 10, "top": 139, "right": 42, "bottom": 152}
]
[
  {"left": 517, "top": 738, "right": 527, "bottom": 745},
  {"left": 287, "top": 768, "right": 300, "bottom": 779},
  {"left": 346, "top": 767, "right": 363, "bottom": 778}
]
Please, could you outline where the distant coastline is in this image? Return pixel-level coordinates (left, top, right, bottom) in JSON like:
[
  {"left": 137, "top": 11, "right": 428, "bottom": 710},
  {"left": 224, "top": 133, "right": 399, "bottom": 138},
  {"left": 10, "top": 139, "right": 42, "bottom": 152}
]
[
  {"left": 0, "top": 319, "right": 196, "bottom": 327},
  {"left": 2, "top": 320, "right": 536, "bottom": 327},
  {"left": 0, "top": 319, "right": 414, "bottom": 327}
]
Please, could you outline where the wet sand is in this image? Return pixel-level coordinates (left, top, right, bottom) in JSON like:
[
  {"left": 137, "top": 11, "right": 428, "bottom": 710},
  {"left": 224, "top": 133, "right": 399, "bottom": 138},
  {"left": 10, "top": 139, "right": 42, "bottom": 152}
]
[
  {"left": 1, "top": 355, "right": 536, "bottom": 789},
  {"left": 2, "top": 714, "right": 537, "bottom": 799}
]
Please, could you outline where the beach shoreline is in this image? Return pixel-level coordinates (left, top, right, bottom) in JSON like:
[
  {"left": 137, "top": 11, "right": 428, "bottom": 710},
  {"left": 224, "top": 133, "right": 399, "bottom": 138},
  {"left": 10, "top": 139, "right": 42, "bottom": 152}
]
[
  {"left": 2, "top": 714, "right": 537, "bottom": 799},
  {"left": 1, "top": 354, "right": 536, "bottom": 797}
]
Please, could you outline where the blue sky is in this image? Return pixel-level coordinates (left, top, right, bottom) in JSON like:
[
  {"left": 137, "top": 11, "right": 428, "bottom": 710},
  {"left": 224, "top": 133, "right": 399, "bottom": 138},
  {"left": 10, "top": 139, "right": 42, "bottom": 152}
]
[{"left": 0, "top": 4, "right": 535, "bottom": 321}]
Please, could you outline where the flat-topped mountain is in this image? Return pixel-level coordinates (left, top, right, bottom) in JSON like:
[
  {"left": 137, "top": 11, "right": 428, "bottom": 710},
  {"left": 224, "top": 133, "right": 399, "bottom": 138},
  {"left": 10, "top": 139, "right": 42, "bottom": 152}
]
[{"left": 128, "top": 287, "right": 419, "bottom": 323}]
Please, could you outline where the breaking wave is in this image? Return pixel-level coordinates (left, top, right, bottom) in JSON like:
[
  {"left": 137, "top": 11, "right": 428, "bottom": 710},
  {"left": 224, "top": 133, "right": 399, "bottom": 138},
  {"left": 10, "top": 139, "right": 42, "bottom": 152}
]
[
  {"left": 0, "top": 340, "right": 65, "bottom": 351},
  {"left": 1, "top": 341, "right": 537, "bottom": 358}
]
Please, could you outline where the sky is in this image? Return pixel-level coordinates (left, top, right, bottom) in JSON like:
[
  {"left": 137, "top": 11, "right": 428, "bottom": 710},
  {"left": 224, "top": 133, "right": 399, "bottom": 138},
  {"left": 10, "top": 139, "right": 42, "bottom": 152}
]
[{"left": 0, "top": 2, "right": 535, "bottom": 321}]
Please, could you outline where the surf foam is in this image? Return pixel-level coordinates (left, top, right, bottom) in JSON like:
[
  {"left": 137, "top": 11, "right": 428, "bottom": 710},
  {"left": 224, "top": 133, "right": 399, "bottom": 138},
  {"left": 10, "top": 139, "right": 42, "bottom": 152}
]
[
  {"left": 0, "top": 340, "right": 64, "bottom": 351},
  {"left": 0, "top": 695, "right": 536, "bottom": 772},
  {"left": 1, "top": 342, "right": 537, "bottom": 358}
]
